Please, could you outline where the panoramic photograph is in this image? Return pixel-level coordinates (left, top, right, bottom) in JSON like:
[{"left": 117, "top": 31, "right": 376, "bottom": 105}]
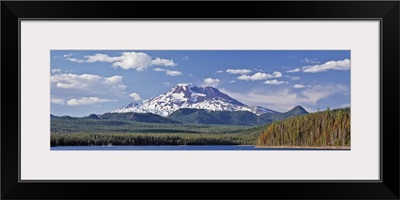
[{"left": 50, "top": 50, "right": 350, "bottom": 150}]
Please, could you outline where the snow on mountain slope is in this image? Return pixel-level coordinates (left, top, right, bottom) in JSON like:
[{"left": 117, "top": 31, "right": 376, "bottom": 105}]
[{"left": 113, "top": 84, "right": 277, "bottom": 117}]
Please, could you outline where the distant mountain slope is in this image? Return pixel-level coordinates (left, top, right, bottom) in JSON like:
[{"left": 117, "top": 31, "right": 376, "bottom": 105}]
[
  {"left": 168, "top": 106, "right": 308, "bottom": 126},
  {"left": 260, "top": 105, "right": 308, "bottom": 122},
  {"left": 167, "top": 109, "right": 265, "bottom": 126},
  {"left": 113, "top": 84, "right": 277, "bottom": 116},
  {"left": 98, "top": 112, "right": 181, "bottom": 124}
]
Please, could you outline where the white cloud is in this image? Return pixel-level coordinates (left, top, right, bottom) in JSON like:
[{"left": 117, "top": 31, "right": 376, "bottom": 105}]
[
  {"left": 85, "top": 53, "right": 121, "bottom": 63},
  {"left": 51, "top": 69, "right": 62, "bottom": 74},
  {"left": 237, "top": 73, "right": 265, "bottom": 81},
  {"left": 264, "top": 79, "right": 288, "bottom": 85},
  {"left": 237, "top": 71, "right": 282, "bottom": 81},
  {"left": 163, "top": 82, "right": 171, "bottom": 86},
  {"left": 301, "top": 58, "right": 320, "bottom": 64},
  {"left": 300, "top": 85, "right": 348, "bottom": 104},
  {"left": 129, "top": 93, "right": 142, "bottom": 101},
  {"left": 215, "top": 70, "right": 224, "bottom": 74},
  {"left": 66, "top": 97, "right": 112, "bottom": 106},
  {"left": 226, "top": 69, "right": 252, "bottom": 75},
  {"left": 230, "top": 80, "right": 236, "bottom": 83},
  {"left": 273, "top": 71, "right": 283, "bottom": 77},
  {"left": 111, "top": 52, "right": 153, "bottom": 71},
  {"left": 153, "top": 68, "right": 166, "bottom": 72},
  {"left": 188, "top": 74, "right": 193, "bottom": 77},
  {"left": 151, "top": 57, "right": 177, "bottom": 67},
  {"left": 150, "top": 68, "right": 183, "bottom": 76},
  {"left": 182, "top": 56, "right": 190, "bottom": 60},
  {"left": 50, "top": 73, "right": 127, "bottom": 98},
  {"left": 287, "top": 68, "right": 300, "bottom": 73},
  {"left": 202, "top": 78, "right": 220, "bottom": 87},
  {"left": 50, "top": 98, "right": 65, "bottom": 105},
  {"left": 285, "top": 75, "right": 301, "bottom": 80},
  {"left": 293, "top": 84, "right": 312, "bottom": 89},
  {"left": 66, "top": 52, "right": 177, "bottom": 71},
  {"left": 63, "top": 53, "right": 73, "bottom": 58},
  {"left": 66, "top": 58, "right": 85, "bottom": 63},
  {"left": 51, "top": 69, "right": 72, "bottom": 74},
  {"left": 220, "top": 84, "right": 347, "bottom": 112},
  {"left": 293, "top": 84, "right": 306, "bottom": 88},
  {"left": 165, "top": 70, "right": 183, "bottom": 76},
  {"left": 302, "top": 59, "right": 350, "bottom": 73}
]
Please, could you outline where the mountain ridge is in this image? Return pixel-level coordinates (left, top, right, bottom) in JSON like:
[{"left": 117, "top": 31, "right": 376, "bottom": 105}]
[
  {"left": 50, "top": 105, "right": 309, "bottom": 126},
  {"left": 167, "top": 106, "right": 309, "bottom": 126},
  {"left": 113, "top": 84, "right": 277, "bottom": 117}
]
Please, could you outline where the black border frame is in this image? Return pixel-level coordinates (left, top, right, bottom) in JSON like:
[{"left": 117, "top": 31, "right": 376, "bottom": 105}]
[{"left": 2, "top": 1, "right": 399, "bottom": 199}]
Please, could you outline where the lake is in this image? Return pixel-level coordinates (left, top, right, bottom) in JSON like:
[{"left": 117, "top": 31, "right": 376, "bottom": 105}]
[{"left": 51, "top": 145, "right": 349, "bottom": 151}]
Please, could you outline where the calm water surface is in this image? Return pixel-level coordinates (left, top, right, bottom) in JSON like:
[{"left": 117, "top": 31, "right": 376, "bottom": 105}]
[{"left": 51, "top": 145, "right": 348, "bottom": 151}]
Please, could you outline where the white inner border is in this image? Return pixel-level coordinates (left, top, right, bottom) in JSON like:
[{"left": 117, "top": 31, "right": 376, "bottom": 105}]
[{"left": 20, "top": 21, "right": 380, "bottom": 180}]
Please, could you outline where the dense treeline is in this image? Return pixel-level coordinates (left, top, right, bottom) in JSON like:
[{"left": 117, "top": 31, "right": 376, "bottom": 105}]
[
  {"left": 257, "top": 108, "right": 350, "bottom": 147},
  {"left": 51, "top": 118, "right": 248, "bottom": 134},
  {"left": 51, "top": 133, "right": 259, "bottom": 146},
  {"left": 51, "top": 107, "right": 350, "bottom": 147}
]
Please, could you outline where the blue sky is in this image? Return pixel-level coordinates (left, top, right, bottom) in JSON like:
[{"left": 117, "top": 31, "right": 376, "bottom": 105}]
[{"left": 51, "top": 50, "right": 350, "bottom": 117}]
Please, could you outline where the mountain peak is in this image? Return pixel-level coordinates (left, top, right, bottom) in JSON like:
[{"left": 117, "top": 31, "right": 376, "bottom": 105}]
[
  {"left": 289, "top": 105, "right": 308, "bottom": 114},
  {"left": 113, "top": 84, "right": 277, "bottom": 117}
]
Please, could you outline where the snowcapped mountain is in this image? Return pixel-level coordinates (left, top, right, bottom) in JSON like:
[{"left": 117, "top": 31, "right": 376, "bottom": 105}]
[{"left": 113, "top": 84, "right": 277, "bottom": 117}]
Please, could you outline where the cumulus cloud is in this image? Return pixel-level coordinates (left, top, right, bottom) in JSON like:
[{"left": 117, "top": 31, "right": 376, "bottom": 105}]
[
  {"left": 129, "top": 93, "right": 142, "bottom": 101},
  {"left": 66, "top": 58, "right": 85, "bottom": 63},
  {"left": 153, "top": 68, "right": 166, "bottom": 72},
  {"left": 66, "top": 97, "right": 112, "bottom": 106},
  {"left": 50, "top": 98, "right": 65, "bottom": 105},
  {"left": 51, "top": 69, "right": 62, "bottom": 74},
  {"left": 264, "top": 79, "right": 288, "bottom": 85},
  {"left": 202, "top": 78, "right": 220, "bottom": 87},
  {"left": 111, "top": 52, "right": 153, "bottom": 71},
  {"left": 301, "top": 58, "right": 320, "bottom": 64},
  {"left": 63, "top": 53, "right": 73, "bottom": 58},
  {"left": 272, "top": 71, "right": 282, "bottom": 77},
  {"left": 85, "top": 53, "right": 121, "bottom": 63},
  {"left": 287, "top": 68, "right": 300, "bottom": 73},
  {"left": 293, "top": 84, "right": 306, "bottom": 88},
  {"left": 237, "top": 71, "right": 282, "bottom": 81},
  {"left": 302, "top": 59, "right": 350, "bottom": 73},
  {"left": 151, "top": 57, "right": 177, "bottom": 67},
  {"left": 50, "top": 73, "right": 127, "bottom": 98},
  {"left": 165, "top": 70, "right": 183, "bottom": 76},
  {"left": 151, "top": 68, "right": 183, "bottom": 76},
  {"left": 226, "top": 69, "right": 252, "bottom": 75},
  {"left": 66, "top": 52, "right": 177, "bottom": 71}
]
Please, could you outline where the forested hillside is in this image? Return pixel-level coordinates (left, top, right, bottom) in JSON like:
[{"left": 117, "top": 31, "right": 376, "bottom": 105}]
[{"left": 257, "top": 108, "right": 350, "bottom": 147}]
